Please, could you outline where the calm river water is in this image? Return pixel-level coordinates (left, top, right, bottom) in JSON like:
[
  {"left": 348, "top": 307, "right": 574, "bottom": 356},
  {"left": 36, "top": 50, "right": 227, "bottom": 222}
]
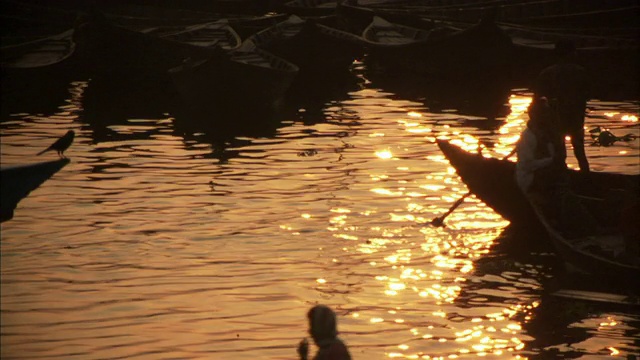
[{"left": 1, "top": 63, "right": 639, "bottom": 359}]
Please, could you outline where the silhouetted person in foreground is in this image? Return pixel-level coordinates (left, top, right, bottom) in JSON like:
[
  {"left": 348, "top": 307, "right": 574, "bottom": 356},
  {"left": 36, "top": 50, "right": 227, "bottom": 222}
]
[
  {"left": 298, "top": 305, "right": 351, "bottom": 360},
  {"left": 37, "top": 130, "right": 75, "bottom": 158},
  {"left": 534, "top": 39, "right": 591, "bottom": 172}
]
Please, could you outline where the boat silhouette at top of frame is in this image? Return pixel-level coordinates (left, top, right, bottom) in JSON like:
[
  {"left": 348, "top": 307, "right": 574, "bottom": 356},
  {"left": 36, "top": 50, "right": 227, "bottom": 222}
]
[
  {"left": 359, "top": 12, "right": 514, "bottom": 81},
  {"left": 169, "top": 39, "right": 299, "bottom": 121},
  {"left": 73, "top": 13, "right": 240, "bottom": 77},
  {"left": 279, "top": 0, "right": 339, "bottom": 17},
  {"left": 1, "top": 28, "right": 76, "bottom": 71},
  {"left": 247, "top": 14, "right": 366, "bottom": 77}
]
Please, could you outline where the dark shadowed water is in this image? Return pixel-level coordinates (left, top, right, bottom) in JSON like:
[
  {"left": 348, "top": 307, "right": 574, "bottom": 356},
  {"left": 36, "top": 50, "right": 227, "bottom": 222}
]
[{"left": 1, "top": 62, "right": 639, "bottom": 359}]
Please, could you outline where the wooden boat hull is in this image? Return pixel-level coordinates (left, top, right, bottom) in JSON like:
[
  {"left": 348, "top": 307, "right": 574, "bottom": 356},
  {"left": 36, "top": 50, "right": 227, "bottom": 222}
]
[
  {"left": 337, "top": 0, "right": 437, "bottom": 35},
  {"left": 280, "top": 0, "right": 338, "bottom": 17},
  {"left": 509, "top": 42, "right": 639, "bottom": 99},
  {"left": 74, "top": 18, "right": 225, "bottom": 77},
  {"left": 363, "top": 17, "right": 514, "bottom": 80},
  {"left": 362, "top": 16, "right": 436, "bottom": 45},
  {"left": 249, "top": 15, "right": 364, "bottom": 76},
  {"left": 436, "top": 139, "right": 639, "bottom": 228},
  {"left": 1, "top": 29, "right": 78, "bottom": 115},
  {"left": 1, "top": 28, "right": 79, "bottom": 89},
  {"left": 1, "top": 29, "right": 76, "bottom": 70},
  {"left": 1, "top": 158, "right": 70, "bottom": 222},
  {"left": 169, "top": 44, "right": 299, "bottom": 117}
]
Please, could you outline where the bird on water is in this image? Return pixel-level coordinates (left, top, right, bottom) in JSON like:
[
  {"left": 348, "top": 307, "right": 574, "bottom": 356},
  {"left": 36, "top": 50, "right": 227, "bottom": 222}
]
[{"left": 37, "top": 130, "right": 75, "bottom": 158}]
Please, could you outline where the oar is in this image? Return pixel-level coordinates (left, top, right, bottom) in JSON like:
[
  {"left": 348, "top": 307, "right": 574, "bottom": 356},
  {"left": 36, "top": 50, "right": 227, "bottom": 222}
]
[
  {"left": 431, "top": 194, "right": 470, "bottom": 227},
  {"left": 431, "top": 148, "right": 516, "bottom": 227}
]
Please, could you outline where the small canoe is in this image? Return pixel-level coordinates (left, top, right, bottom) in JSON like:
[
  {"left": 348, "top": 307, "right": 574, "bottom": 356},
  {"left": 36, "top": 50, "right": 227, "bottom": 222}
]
[
  {"left": 436, "top": 139, "right": 639, "bottom": 228},
  {"left": 1, "top": 158, "right": 70, "bottom": 222},
  {"left": 1, "top": 29, "right": 76, "bottom": 71},
  {"left": 141, "top": 19, "right": 242, "bottom": 51}
]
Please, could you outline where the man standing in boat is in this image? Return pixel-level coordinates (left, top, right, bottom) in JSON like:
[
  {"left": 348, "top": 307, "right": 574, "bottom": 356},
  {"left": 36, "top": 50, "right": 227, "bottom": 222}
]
[{"left": 533, "top": 39, "right": 591, "bottom": 173}]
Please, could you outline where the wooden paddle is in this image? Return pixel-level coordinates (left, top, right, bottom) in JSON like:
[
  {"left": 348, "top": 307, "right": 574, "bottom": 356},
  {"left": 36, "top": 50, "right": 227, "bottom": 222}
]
[{"left": 431, "top": 147, "right": 516, "bottom": 227}]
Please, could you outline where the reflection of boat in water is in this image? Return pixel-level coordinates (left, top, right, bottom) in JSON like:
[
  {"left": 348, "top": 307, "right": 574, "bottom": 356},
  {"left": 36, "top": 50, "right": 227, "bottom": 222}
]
[
  {"left": 1, "top": 158, "right": 70, "bottom": 222},
  {"left": 364, "top": 67, "right": 512, "bottom": 122},
  {"left": 436, "top": 139, "right": 638, "bottom": 229},
  {"left": 80, "top": 74, "right": 180, "bottom": 141}
]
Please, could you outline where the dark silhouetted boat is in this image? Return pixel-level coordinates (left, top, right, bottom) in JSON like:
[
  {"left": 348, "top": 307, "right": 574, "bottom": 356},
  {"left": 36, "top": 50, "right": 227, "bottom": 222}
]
[
  {"left": 74, "top": 15, "right": 239, "bottom": 76},
  {"left": 362, "top": 15, "right": 444, "bottom": 45},
  {"left": 502, "top": 22, "right": 639, "bottom": 98},
  {"left": 361, "top": 13, "right": 513, "bottom": 80},
  {"left": 436, "top": 139, "right": 638, "bottom": 229},
  {"left": 355, "top": 0, "right": 639, "bottom": 28},
  {"left": 169, "top": 40, "right": 299, "bottom": 117},
  {"left": 337, "top": 0, "right": 444, "bottom": 34},
  {"left": 88, "top": 3, "right": 289, "bottom": 39},
  {"left": 280, "top": 0, "right": 339, "bottom": 17},
  {"left": 1, "top": 28, "right": 76, "bottom": 71},
  {"left": 1, "top": 28, "right": 79, "bottom": 114},
  {"left": 248, "top": 14, "right": 365, "bottom": 76},
  {"left": 1, "top": 158, "right": 70, "bottom": 222}
]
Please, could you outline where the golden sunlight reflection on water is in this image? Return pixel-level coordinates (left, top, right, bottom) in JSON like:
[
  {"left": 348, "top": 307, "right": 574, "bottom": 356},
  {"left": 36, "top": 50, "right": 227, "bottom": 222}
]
[{"left": 1, "top": 78, "right": 639, "bottom": 359}]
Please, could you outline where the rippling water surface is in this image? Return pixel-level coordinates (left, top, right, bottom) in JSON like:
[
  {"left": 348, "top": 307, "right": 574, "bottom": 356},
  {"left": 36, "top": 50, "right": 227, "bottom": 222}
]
[{"left": 1, "top": 64, "right": 639, "bottom": 359}]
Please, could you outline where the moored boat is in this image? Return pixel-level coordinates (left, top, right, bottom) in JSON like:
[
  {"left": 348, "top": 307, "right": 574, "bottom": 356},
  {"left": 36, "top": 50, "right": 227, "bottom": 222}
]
[
  {"left": 357, "top": 0, "right": 639, "bottom": 27},
  {"left": 143, "top": 19, "right": 242, "bottom": 51},
  {"left": 1, "top": 28, "right": 79, "bottom": 113},
  {"left": 503, "top": 23, "right": 639, "bottom": 98},
  {"left": 280, "top": 0, "right": 339, "bottom": 17},
  {"left": 1, "top": 158, "right": 71, "bottom": 222},
  {"left": 361, "top": 14, "right": 513, "bottom": 80},
  {"left": 73, "top": 15, "right": 237, "bottom": 77},
  {"left": 362, "top": 16, "right": 440, "bottom": 45},
  {"left": 436, "top": 139, "right": 639, "bottom": 229},
  {"left": 169, "top": 40, "right": 299, "bottom": 118},
  {"left": 1, "top": 28, "right": 76, "bottom": 71},
  {"left": 337, "top": 0, "right": 444, "bottom": 34},
  {"left": 248, "top": 14, "right": 365, "bottom": 76}
]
